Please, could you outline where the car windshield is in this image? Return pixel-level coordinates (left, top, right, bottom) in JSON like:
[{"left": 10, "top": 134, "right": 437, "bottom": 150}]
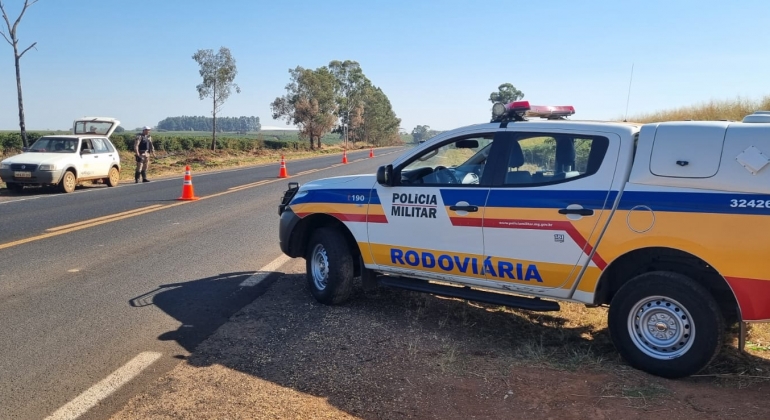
[{"left": 28, "top": 137, "right": 78, "bottom": 153}]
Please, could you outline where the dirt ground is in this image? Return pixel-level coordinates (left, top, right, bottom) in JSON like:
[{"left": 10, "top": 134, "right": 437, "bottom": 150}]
[{"left": 112, "top": 258, "right": 770, "bottom": 420}]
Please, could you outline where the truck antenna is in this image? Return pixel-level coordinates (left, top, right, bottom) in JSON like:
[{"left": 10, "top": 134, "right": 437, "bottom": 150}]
[{"left": 624, "top": 63, "right": 634, "bottom": 122}]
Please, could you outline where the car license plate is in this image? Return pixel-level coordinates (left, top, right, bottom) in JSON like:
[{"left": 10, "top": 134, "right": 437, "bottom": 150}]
[{"left": 14, "top": 171, "right": 31, "bottom": 178}]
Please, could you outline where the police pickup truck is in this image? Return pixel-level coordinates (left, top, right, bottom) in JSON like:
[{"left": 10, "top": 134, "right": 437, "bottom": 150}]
[{"left": 278, "top": 101, "right": 770, "bottom": 378}]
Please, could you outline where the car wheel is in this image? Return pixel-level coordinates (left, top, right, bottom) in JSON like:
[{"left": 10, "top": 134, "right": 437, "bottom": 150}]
[
  {"left": 6, "top": 182, "right": 24, "bottom": 193},
  {"left": 305, "top": 227, "right": 354, "bottom": 305},
  {"left": 59, "top": 171, "right": 77, "bottom": 193},
  {"left": 608, "top": 271, "right": 724, "bottom": 379},
  {"left": 107, "top": 167, "right": 120, "bottom": 187}
]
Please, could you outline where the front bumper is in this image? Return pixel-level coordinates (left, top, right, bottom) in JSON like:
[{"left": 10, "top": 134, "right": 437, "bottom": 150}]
[
  {"left": 279, "top": 207, "right": 302, "bottom": 256},
  {"left": 0, "top": 169, "right": 62, "bottom": 184}
]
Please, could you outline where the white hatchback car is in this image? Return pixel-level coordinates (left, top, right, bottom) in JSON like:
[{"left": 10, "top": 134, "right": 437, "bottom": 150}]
[{"left": 0, "top": 117, "right": 122, "bottom": 193}]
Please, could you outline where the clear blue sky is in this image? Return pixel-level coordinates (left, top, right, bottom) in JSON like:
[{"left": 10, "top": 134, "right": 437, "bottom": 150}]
[{"left": 1, "top": 0, "right": 769, "bottom": 132}]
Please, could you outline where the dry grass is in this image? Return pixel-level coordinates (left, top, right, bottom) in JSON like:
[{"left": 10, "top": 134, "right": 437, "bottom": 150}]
[
  {"left": 388, "top": 285, "right": 770, "bottom": 383},
  {"left": 625, "top": 95, "right": 770, "bottom": 123}
]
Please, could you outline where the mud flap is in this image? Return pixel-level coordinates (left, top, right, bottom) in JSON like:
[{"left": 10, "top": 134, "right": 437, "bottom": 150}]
[{"left": 359, "top": 254, "right": 378, "bottom": 292}]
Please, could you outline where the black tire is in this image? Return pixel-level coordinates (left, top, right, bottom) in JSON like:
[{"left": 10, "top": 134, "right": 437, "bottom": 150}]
[
  {"left": 59, "top": 170, "right": 76, "bottom": 193},
  {"left": 305, "top": 227, "right": 354, "bottom": 305},
  {"left": 6, "top": 182, "right": 23, "bottom": 193},
  {"left": 608, "top": 271, "right": 724, "bottom": 379}
]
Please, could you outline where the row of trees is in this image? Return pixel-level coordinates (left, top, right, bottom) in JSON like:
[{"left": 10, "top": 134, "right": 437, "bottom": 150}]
[
  {"left": 271, "top": 60, "right": 401, "bottom": 149},
  {"left": 156, "top": 116, "right": 260, "bottom": 133}
]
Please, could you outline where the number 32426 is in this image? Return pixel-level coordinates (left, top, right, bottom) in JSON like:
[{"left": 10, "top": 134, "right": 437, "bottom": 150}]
[{"left": 730, "top": 199, "right": 770, "bottom": 208}]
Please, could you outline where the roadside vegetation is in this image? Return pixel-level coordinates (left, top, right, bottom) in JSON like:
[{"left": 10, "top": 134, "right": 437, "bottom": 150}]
[{"left": 626, "top": 95, "right": 770, "bottom": 123}]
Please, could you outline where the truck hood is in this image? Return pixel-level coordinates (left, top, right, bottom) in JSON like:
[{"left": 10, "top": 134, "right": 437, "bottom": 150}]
[{"left": 299, "top": 174, "right": 376, "bottom": 191}]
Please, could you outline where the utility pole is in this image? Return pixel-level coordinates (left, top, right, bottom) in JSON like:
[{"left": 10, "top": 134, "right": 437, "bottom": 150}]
[{"left": 344, "top": 122, "right": 348, "bottom": 150}]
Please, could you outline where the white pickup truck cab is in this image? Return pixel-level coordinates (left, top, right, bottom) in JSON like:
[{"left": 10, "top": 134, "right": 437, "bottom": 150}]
[
  {"left": 278, "top": 102, "right": 770, "bottom": 378},
  {"left": 0, "top": 117, "right": 122, "bottom": 193}
]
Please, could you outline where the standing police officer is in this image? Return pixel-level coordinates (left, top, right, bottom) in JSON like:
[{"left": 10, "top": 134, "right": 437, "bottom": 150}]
[{"left": 134, "top": 126, "right": 156, "bottom": 183}]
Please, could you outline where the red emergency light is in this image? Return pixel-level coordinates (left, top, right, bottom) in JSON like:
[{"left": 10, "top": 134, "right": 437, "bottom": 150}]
[{"left": 493, "top": 100, "right": 576, "bottom": 122}]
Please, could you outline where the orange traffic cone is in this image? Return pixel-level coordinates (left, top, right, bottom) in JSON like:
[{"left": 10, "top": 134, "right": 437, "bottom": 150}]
[
  {"left": 369, "top": 147, "right": 374, "bottom": 158},
  {"left": 342, "top": 149, "right": 348, "bottom": 164},
  {"left": 177, "top": 165, "right": 200, "bottom": 201},
  {"left": 278, "top": 155, "right": 289, "bottom": 178}
]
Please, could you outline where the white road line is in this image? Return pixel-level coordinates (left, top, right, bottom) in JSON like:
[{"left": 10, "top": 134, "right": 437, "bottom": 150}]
[
  {"left": 239, "top": 254, "right": 293, "bottom": 287},
  {"left": 45, "top": 352, "right": 163, "bottom": 420}
]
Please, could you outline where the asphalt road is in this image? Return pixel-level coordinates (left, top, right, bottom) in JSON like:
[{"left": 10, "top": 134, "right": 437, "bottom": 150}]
[{"left": 0, "top": 147, "right": 407, "bottom": 420}]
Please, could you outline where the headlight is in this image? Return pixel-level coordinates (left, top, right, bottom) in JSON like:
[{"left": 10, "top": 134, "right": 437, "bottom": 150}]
[
  {"left": 0, "top": 162, "right": 10, "bottom": 169},
  {"left": 38, "top": 164, "right": 57, "bottom": 171}
]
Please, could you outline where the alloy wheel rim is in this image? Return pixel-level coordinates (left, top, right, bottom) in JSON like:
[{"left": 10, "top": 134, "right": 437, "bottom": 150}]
[{"left": 65, "top": 173, "right": 75, "bottom": 190}]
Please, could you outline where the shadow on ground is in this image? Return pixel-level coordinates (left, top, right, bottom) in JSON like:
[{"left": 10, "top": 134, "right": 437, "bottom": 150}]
[
  {"left": 129, "top": 271, "right": 275, "bottom": 353},
  {"left": 121, "top": 266, "right": 770, "bottom": 419}
]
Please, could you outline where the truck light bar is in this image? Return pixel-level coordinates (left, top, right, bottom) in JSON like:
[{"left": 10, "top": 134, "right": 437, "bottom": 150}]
[{"left": 492, "top": 100, "right": 575, "bottom": 122}]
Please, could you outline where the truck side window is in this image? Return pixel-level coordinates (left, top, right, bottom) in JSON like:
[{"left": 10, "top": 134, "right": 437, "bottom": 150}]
[
  {"left": 503, "top": 134, "right": 609, "bottom": 186},
  {"left": 400, "top": 135, "right": 494, "bottom": 186}
]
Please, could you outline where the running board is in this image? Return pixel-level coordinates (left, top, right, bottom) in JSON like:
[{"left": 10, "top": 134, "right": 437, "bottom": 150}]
[{"left": 377, "top": 276, "right": 561, "bottom": 312}]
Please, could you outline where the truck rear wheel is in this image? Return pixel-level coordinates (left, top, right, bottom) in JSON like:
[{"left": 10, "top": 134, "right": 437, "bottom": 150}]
[
  {"left": 305, "top": 227, "right": 354, "bottom": 305},
  {"left": 608, "top": 271, "right": 724, "bottom": 379}
]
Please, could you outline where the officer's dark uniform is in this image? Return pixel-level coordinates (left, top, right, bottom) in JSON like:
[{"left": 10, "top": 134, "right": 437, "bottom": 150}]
[{"left": 134, "top": 129, "right": 155, "bottom": 183}]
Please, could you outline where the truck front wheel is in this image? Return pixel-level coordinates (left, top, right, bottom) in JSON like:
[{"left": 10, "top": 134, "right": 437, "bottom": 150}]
[
  {"left": 305, "top": 227, "right": 354, "bottom": 305},
  {"left": 608, "top": 271, "right": 724, "bottom": 379}
]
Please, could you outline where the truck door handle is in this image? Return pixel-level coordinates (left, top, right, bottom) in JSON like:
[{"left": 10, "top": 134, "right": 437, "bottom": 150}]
[
  {"left": 450, "top": 205, "right": 478, "bottom": 212},
  {"left": 559, "top": 208, "right": 594, "bottom": 216}
]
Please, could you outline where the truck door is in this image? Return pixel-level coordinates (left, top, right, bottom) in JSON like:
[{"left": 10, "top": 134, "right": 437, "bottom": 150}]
[
  {"left": 367, "top": 131, "right": 507, "bottom": 286},
  {"left": 482, "top": 130, "right": 620, "bottom": 298}
]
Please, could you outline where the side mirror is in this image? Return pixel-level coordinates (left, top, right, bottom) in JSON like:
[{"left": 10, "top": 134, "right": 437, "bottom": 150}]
[
  {"left": 22, "top": 147, "right": 28, "bottom": 152},
  {"left": 81, "top": 149, "right": 92, "bottom": 155},
  {"left": 376, "top": 164, "right": 394, "bottom": 186}
]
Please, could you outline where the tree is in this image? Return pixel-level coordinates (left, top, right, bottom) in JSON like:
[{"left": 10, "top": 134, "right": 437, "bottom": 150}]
[
  {"left": 271, "top": 66, "right": 337, "bottom": 150},
  {"left": 411, "top": 125, "right": 431, "bottom": 143},
  {"left": 358, "top": 83, "right": 401, "bottom": 146},
  {"left": 329, "top": 60, "right": 367, "bottom": 148},
  {"left": 489, "top": 83, "right": 524, "bottom": 104},
  {"left": 411, "top": 125, "right": 441, "bottom": 144},
  {"left": 192, "top": 47, "right": 240, "bottom": 150},
  {"left": 1, "top": 0, "right": 39, "bottom": 148}
]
